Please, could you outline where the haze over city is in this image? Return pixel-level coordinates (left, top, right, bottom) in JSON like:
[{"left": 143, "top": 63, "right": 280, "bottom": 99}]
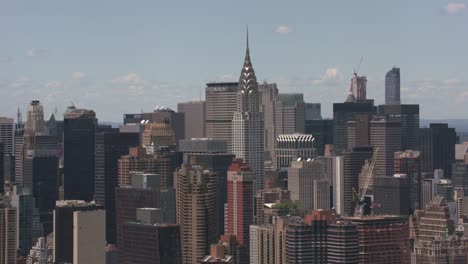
[{"left": 1, "top": 0, "right": 468, "bottom": 121}]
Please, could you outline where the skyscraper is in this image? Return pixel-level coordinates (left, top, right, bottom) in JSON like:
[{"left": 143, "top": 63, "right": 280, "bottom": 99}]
[
  {"left": 288, "top": 159, "right": 330, "bottom": 214},
  {"left": 430, "top": 123, "right": 457, "bottom": 178},
  {"left": 452, "top": 143, "right": 468, "bottom": 194},
  {"left": 174, "top": 164, "right": 217, "bottom": 264},
  {"left": 394, "top": 150, "right": 421, "bottom": 211},
  {"left": 205, "top": 82, "right": 238, "bottom": 149},
  {"left": 385, "top": 67, "right": 400, "bottom": 105},
  {"left": 225, "top": 159, "right": 254, "bottom": 263},
  {"left": 333, "top": 102, "right": 376, "bottom": 155},
  {"left": 305, "top": 119, "right": 333, "bottom": 156},
  {"left": 274, "top": 134, "right": 315, "bottom": 169},
  {"left": 94, "top": 131, "right": 139, "bottom": 244},
  {"left": 373, "top": 175, "right": 410, "bottom": 215},
  {"left": 258, "top": 82, "right": 278, "bottom": 161},
  {"left": 369, "top": 119, "right": 401, "bottom": 178},
  {"left": 179, "top": 138, "right": 234, "bottom": 235},
  {"left": 0, "top": 200, "right": 18, "bottom": 264},
  {"left": 0, "top": 117, "right": 14, "bottom": 156},
  {"left": 326, "top": 221, "right": 359, "bottom": 264},
  {"left": 378, "top": 104, "right": 420, "bottom": 151},
  {"left": 275, "top": 93, "right": 305, "bottom": 136},
  {"left": 231, "top": 30, "right": 265, "bottom": 190},
  {"left": 52, "top": 200, "right": 104, "bottom": 264},
  {"left": 63, "top": 105, "right": 97, "bottom": 201},
  {"left": 350, "top": 73, "right": 367, "bottom": 102},
  {"left": 177, "top": 101, "right": 205, "bottom": 139},
  {"left": 24, "top": 100, "right": 46, "bottom": 149},
  {"left": 305, "top": 103, "right": 322, "bottom": 120}
]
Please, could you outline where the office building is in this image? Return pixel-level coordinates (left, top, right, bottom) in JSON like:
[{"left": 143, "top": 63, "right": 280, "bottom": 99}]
[
  {"left": 411, "top": 196, "right": 468, "bottom": 263},
  {"left": 179, "top": 138, "right": 234, "bottom": 235},
  {"left": 419, "top": 127, "right": 433, "bottom": 173},
  {"left": 258, "top": 82, "right": 278, "bottom": 161},
  {"left": 0, "top": 200, "right": 17, "bottom": 264},
  {"left": 174, "top": 164, "right": 217, "bottom": 264},
  {"left": 333, "top": 102, "right": 375, "bottom": 154},
  {"left": 370, "top": 119, "right": 401, "bottom": 178},
  {"left": 0, "top": 117, "right": 14, "bottom": 156},
  {"left": 10, "top": 186, "right": 42, "bottom": 256},
  {"left": 63, "top": 105, "right": 97, "bottom": 201},
  {"left": 350, "top": 73, "right": 367, "bottom": 102},
  {"left": 26, "top": 237, "right": 53, "bottom": 264},
  {"left": 343, "top": 146, "right": 374, "bottom": 216},
  {"left": 435, "top": 179, "right": 455, "bottom": 202},
  {"left": 432, "top": 124, "right": 457, "bottom": 177},
  {"left": 385, "top": 67, "right": 400, "bottom": 105},
  {"left": 24, "top": 100, "right": 47, "bottom": 149},
  {"left": 305, "top": 103, "right": 322, "bottom": 120},
  {"left": 14, "top": 119, "right": 24, "bottom": 184},
  {"left": 141, "top": 122, "right": 176, "bottom": 149},
  {"left": 326, "top": 221, "right": 359, "bottom": 264},
  {"left": 378, "top": 104, "right": 420, "bottom": 151},
  {"left": 53, "top": 200, "right": 104, "bottom": 264},
  {"left": 231, "top": 32, "right": 265, "bottom": 190},
  {"left": 345, "top": 215, "right": 409, "bottom": 264},
  {"left": 274, "top": 133, "right": 315, "bottom": 169},
  {"left": 288, "top": 159, "right": 330, "bottom": 214},
  {"left": 177, "top": 101, "right": 205, "bottom": 139},
  {"left": 452, "top": 143, "right": 468, "bottom": 193},
  {"left": 201, "top": 244, "right": 234, "bottom": 264},
  {"left": 249, "top": 224, "right": 275, "bottom": 264},
  {"left": 94, "top": 131, "right": 139, "bottom": 244},
  {"left": 275, "top": 93, "right": 305, "bottom": 135},
  {"left": 225, "top": 159, "right": 254, "bottom": 262},
  {"left": 305, "top": 119, "right": 333, "bottom": 156},
  {"left": 121, "top": 208, "right": 181, "bottom": 264},
  {"left": 373, "top": 175, "right": 410, "bottom": 215},
  {"left": 205, "top": 82, "right": 238, "bottom": 149},
  {"left": 394, "top": 150, "right": 421, "bottom": 211},
  {"left": 123, "top": 107, "right": 185, "bottom": 144}
]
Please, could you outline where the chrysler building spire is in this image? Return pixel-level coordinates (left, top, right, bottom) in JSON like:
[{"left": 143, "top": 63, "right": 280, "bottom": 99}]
[{"left": 238, "top": 27, "right": 258, "bottom": 113}]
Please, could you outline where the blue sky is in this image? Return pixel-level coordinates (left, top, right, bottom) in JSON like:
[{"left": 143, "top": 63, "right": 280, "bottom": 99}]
[{"left": 1, "top": 0, "right": 467, "bottom": 121}]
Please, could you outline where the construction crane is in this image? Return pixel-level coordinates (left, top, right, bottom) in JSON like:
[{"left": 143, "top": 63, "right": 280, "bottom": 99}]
[
  {"left": 354, "top": 56, "right": 364, "bottom": 75},
  {"left": 353, "top": 147, "right": 379, "bottom": 216}
]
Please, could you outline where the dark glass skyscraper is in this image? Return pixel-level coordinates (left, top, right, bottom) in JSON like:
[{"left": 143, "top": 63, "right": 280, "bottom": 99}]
[
  {"left": 94, "top": 131, "right": 140, "bottom": 244},
  {"left": 63, "top": 106, "right": 97, "bottom": 201},
  {"left": 385, "top": 67, "right": 400, "bottom": 105}
]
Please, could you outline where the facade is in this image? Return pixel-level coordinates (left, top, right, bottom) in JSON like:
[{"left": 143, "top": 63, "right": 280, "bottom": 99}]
[
  {"left": 274, "top": 133, "right": 315, "bottom": 169},
  {"left": 343, "top": 146, "right": 374, "bottom": 216},
  {"left": 63, "top": 105, "right": 97, "bottom": 201},
  {"left": 385, "top": 67, "right": 400, "bottom": 105},
  {"left": 94, "top": 131, "right": 139, "bottom": 244},
  {"left": 345, "top": 215, "right": 410, "bottom": 264},
  {"left": 378, "top": 104, "right": 420, "bottom": 151},
  {"left": 394, "top": 150, "right": 421, "bottom": 211},
  {"left": 52, "top": 200, "right": 103, "bottom": 264},
  {"left": 123, "top": 108, "right": 185, "bottom": 145},
  {"left": 141, "top": 122, "right": 176, "bottom": 149},
  {"left": 326, "top": 221, "right": 359, "bottom": 264},
  {"left": 304, "top": 119, "right": 333, "bottom": 156},
  {"left": 370, "top": 119, "right": 401, "bottom": 178},
  {"left": 258, "top": 82, "right": 278, "bottom": 161},
  {"left": 411, "top": 196, "right": 468, "bottom": 263},
  {"left": 201, "top": 244, "right": 233, "bottom": 264},
  {"left": 174, "top": 164, "right": 217, "bottom": 264},
  {"left": 373, "top": 175, "right": 410, "bottom": 215},
  {"left": 333, "top": 102, "right": 376, "bottom": 154},
  {"left": 225, "top": 159, "right": 254, "bottom": 262},
  {"left": 288, "top": 159, "right": 330, "bottom": 214},
  {"left": 249, "top": 224, "right": 275, "bottom": 264},
  {"left": 179, "top": 138, "right": 234, "bottom": 235},
  {"left": 275, "top": 93, "right": 305, "bottom": 136},
  {"left": 430, "top": 123, "right": 457, "bottom": 177},
  {"left": 0, "top": 201, "right": 17, "bottom": 264},
  {"left": 231, "top": 33, "right": 265, "bottom": 190},
  {"left": 177, "top": 101, "right": 205, "bottom": 139},
  {"left": 121, "top": 209, "right": 181, "bottom": 264},
  {"left": 24, "top": 100, "right": 47, "bottom": 148},
  {"left": 452, "top": 143, "right": 468, "bottom": 194},
  {"left": 305, "top": 103, "right": 322, "bottom": 120},
  {"left": 0, "top": 117, "right": 14, "bottom": 156},
  {"left": 205, "top": 82, "right": 239, "bottom": 149},
  {"left": 420, "top": 127, "right": 433, "bottom": 173},
  {"left": 73, "top": 209, "right": 106, "bottom": 264},
  {"left": 350, "top": 73, "right": 367, "bottom": 102},
  {"left": 26, "top": 237, "right": 53, "bottom": 264}
]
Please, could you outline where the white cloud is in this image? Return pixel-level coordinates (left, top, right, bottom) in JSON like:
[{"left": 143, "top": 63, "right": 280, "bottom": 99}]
[
  {"left": 0, "top": 56, "right": 12, "bottom": 63},
  {"left": 456, "top": 91, "right": 468, "bottom": 103},
  {"left": 111, "top": 72, "right": 142, "bottom": 84},
  {"left": 72, "top": 71, "right": 86, "bottom": 80},
  {"left": 26, "top": 48, "right": 48, "bottom": 58},
  {"left": 444, "top": 3, "right": 466, "bottom": 15},
  {"left": 275, "top": 25, "right": 291, "bottom": 34},
  {"left": 313, "top": 68, "right": 343, "bottom": 85}
]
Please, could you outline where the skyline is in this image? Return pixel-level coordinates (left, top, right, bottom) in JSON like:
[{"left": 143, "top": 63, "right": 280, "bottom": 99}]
[{"left": 1, "top": 0, "right": 468, "bottom": 121}]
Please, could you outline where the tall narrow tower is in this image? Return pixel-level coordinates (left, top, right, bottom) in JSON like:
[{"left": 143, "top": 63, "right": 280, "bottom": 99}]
[{"left": 232, "top": 28, "right": 265, "bottom": 190}]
